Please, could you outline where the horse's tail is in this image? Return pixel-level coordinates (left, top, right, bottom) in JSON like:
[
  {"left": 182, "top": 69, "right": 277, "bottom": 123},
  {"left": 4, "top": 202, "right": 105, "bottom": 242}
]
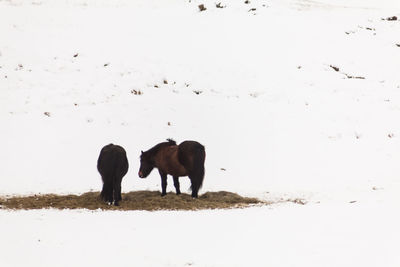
[
  {"left": 190, "top": 144, "right": 206, "bottom": 191},
  {"left": 193, "top": 146, "right": 206, "bottom": 190}
]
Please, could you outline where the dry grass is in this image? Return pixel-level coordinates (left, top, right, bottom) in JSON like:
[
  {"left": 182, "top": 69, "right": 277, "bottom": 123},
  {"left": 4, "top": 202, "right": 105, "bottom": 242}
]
[{"left": 0, "top": 191, "right": 267, "bottom": 211}]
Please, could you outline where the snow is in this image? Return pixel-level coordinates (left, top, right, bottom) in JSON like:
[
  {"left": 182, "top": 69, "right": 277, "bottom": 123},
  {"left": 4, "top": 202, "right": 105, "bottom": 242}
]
[
  {"left": 1, "top": 203, "right": 399, "bottom": 267},
  {"left": 1, "top": 0, "right": 400, "bottom": 266}
]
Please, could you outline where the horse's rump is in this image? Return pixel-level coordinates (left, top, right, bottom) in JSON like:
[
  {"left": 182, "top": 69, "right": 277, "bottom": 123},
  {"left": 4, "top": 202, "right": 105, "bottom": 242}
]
[
  {"left": 178, "top": 141, "right": 206, "bottom": 189},
  {"left": 97, "top": 144, "right": 129, "bottom": 179}
]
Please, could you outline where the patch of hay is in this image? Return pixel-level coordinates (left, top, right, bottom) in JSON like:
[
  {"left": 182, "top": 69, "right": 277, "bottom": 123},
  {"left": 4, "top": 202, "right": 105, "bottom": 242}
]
[{"left": 0, "top": 191, "right": 266, "bottom": 211}]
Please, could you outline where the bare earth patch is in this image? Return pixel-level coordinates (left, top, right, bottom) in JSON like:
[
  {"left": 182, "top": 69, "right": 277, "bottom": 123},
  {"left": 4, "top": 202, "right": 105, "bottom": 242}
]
[{"left": 0, "top": 191, "right": 271, "bottom": 211}]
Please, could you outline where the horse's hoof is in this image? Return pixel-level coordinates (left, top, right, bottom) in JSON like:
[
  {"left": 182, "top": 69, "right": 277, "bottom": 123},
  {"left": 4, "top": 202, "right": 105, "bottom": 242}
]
[
  {"left": 114, "top": 202, "right": 120, "bottom": 206},
  {"left": 176, "top": 192, "right": 181, "bottom": 195},
  {"left": 161, "top": 193, "right": 167, "bottom": 197}
]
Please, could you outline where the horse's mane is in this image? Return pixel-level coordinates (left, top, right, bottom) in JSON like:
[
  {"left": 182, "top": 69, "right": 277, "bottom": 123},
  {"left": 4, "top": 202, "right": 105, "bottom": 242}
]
[
  {"left": 145, "top": 138, "right": 177, "bottom": 157},
  {"left": 166, "top": 138, "right": 176, "bottom": 144}
]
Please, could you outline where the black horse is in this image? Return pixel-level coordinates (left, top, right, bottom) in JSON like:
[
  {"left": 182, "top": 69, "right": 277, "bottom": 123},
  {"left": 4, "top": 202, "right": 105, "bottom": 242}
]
[
  {"left": 97, "top": 144, "right": 129, "bottom": 206},
  {"left": 138, "top": 139, "right": 206, "bottom": 198}
]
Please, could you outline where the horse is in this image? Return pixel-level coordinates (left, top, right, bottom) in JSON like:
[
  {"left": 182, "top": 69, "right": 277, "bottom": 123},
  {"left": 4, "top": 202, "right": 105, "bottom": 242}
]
[
  {"left": 138, "top": 139, "right": 206, "bottom": 198},
  {"left": 97, "top": 144, "right": 129, "bottom": 206}
]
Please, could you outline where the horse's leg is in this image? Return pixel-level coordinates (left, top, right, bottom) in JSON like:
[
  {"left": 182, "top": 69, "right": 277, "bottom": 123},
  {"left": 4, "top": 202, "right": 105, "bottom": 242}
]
[
  {"left": 159, "top": 171, "right": 168, "bottom": 196},
  {"left": 113, "top": 177, "right": 122, "bottom": 206},
  {"left": 189, "top": 176, "right": 199, "bottom": 198},
  {"left": 117, "top": 177, "right": 122, "bottom": 202},
  {"left": 173, "top": 176, "right": 181, "bottom": 195},
  {"left": 117, "top": 180, "right": 122, "bottom": 202},
  {"left": 101, "top": 177, "right": 113, "bottom": 204},
  {"left": 100, "top": 183, "right": 107, "bottom": 201}
]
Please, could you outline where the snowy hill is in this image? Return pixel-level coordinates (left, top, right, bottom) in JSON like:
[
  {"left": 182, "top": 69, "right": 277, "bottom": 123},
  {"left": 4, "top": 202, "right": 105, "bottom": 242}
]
[{"left": 0, "top": 0, "right": 400, "bottom": 266}]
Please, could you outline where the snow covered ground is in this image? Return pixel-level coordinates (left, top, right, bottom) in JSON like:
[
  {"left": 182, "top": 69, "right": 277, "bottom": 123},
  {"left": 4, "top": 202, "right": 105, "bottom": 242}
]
[{"left": 1, "top": 0, "right": 400, "bottom": 266}]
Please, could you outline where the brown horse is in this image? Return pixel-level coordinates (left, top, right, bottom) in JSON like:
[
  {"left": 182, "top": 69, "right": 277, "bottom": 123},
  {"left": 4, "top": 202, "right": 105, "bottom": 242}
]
[
  {"left": 97, "top": 144, "right": 129, "bottom": 206},
  {"left": 138, "top": 139, "right": 206, "bottom": 198}
]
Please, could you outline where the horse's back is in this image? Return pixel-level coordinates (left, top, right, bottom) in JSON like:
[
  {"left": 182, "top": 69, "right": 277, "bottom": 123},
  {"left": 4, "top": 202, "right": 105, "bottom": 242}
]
[{"left": 97, "top": 144, "right": 129, "bottom": 178}]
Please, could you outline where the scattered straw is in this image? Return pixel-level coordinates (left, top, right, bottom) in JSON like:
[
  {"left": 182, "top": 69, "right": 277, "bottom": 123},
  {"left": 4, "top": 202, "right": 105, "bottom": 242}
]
[{"left": 0, "top": 191, "right": 267, "bottom": 211}]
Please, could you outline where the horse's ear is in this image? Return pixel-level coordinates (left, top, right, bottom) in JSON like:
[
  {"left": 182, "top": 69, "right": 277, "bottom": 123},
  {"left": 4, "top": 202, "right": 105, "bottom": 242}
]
[{"left": 141, "top": 150, "right": 144, "bottom": 154}]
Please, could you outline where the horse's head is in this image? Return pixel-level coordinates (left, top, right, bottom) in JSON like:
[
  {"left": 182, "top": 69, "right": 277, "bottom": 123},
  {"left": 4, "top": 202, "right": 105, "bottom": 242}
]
[{"left": 138, "top": 150, "right": 154, "bottom": 178}]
